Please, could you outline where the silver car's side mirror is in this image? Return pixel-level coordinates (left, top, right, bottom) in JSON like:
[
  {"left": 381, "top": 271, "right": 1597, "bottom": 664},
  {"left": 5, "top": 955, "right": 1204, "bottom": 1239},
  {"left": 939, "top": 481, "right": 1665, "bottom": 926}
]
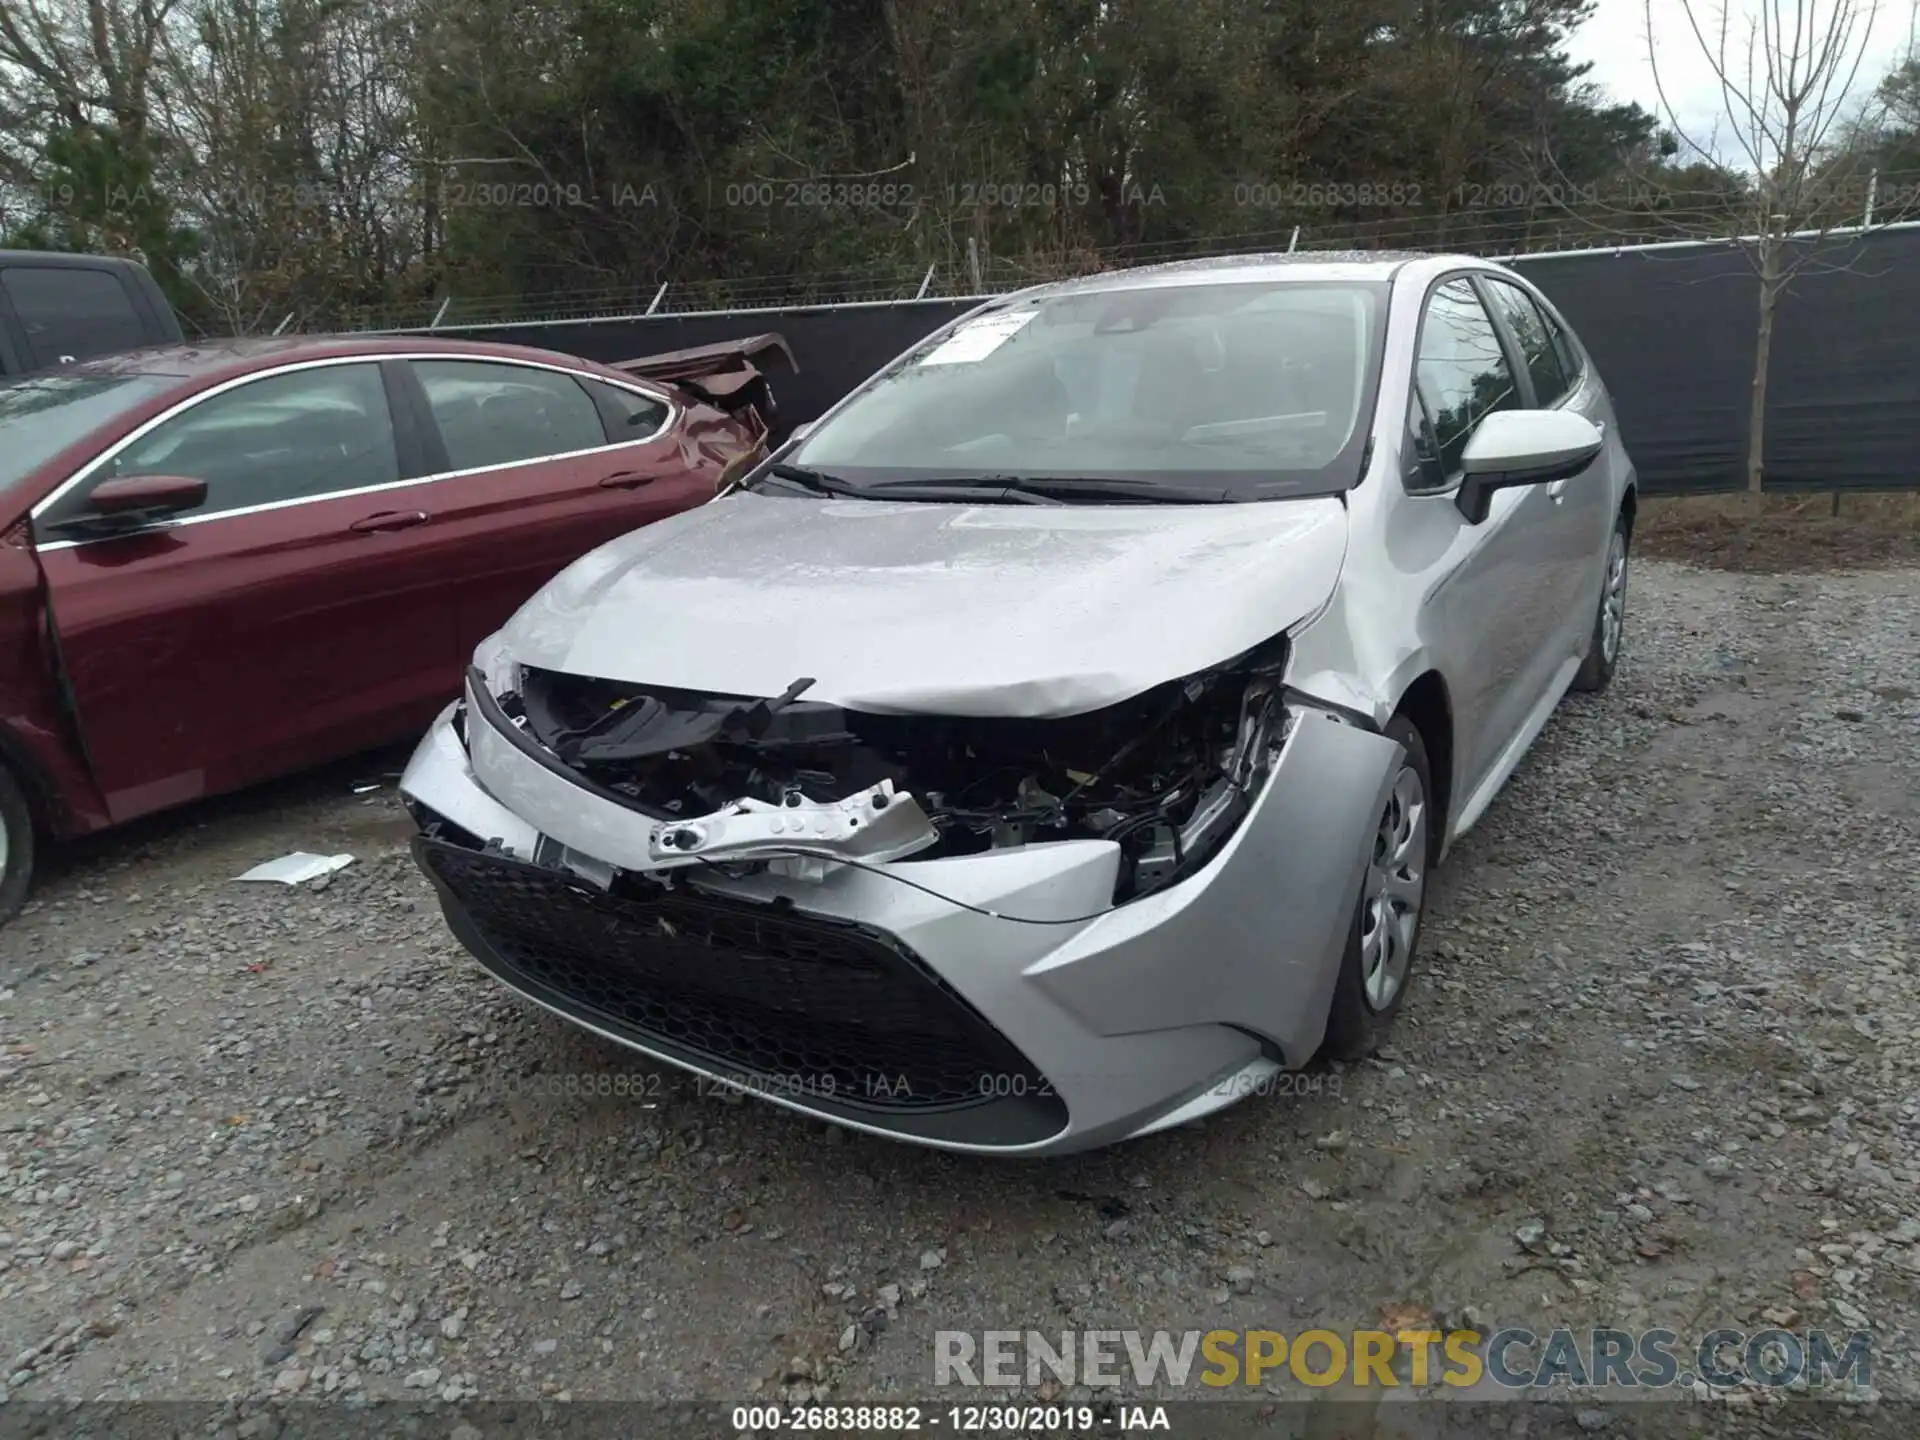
[{"left": 1454, "top": 409, "right": 1603, "bottom": 524}]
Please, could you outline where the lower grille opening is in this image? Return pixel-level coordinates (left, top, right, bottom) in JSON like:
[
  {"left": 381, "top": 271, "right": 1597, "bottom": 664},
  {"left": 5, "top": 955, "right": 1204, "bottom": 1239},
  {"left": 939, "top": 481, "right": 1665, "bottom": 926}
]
[{"left": 414, "top": 835, "right": 1068, "bottom": 1147}]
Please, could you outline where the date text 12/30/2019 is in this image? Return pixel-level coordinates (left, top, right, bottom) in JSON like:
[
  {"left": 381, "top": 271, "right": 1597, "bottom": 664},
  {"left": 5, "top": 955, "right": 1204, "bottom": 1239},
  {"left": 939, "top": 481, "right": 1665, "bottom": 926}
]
[{"left": 731, "top": 1404, "right": 1172, "bottom": 1432}]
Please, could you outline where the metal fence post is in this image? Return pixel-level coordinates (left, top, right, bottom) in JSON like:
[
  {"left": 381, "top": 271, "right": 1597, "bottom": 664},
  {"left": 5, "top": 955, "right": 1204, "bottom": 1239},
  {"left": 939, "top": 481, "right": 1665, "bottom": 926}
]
[
  {"left": 1288, "top": 226, "right": 1300, "bottom": 252},
  {"left": 1864, "top": 169, "right": 1879, "bottom": 228},
  {"left": 645, "top": 282, "right": 669, "bottom": 316},
  {"left": 914, "top": 262, "right": 936, "bottom": 300},
  {"left": 429, "top": 297, "right": 451, "bottom": 330}
]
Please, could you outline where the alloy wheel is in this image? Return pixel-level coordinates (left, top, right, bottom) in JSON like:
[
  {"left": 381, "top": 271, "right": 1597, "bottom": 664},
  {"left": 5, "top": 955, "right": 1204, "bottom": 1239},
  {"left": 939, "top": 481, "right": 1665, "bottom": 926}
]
[
  {"left": 1358, "top": 764, "right": 1427, "bottom": 1011},
  {"left": 1601, "top": 530, "right": 1628, "bottom": 664}
]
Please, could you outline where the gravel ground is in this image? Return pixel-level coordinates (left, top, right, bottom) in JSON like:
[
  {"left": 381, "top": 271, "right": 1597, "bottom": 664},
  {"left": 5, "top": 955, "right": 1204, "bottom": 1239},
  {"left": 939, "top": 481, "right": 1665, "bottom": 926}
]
[{"left": 0, "top": 556, "right": 1914, "bottom": 1433}]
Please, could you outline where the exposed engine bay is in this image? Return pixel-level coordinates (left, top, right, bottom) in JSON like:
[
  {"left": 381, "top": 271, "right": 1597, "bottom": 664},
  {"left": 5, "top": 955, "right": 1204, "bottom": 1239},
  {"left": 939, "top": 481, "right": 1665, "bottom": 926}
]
[{"left": 496, "top": 637, "right": 1294, "bottom": 903}]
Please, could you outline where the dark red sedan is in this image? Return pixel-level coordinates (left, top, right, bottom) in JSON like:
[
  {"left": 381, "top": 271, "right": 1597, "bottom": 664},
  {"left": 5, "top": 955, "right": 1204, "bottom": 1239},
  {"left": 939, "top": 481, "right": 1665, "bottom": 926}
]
[{"left": 0, "top": 332, "right": 782, "bottom": 918}]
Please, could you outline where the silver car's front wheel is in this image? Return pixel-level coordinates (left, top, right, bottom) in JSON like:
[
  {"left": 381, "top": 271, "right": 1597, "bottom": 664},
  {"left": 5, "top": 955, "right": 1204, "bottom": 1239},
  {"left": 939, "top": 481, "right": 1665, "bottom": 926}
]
[
  {"left": 1323, "top": 716, "right": 1433, "bottom": 1060},
  {"left": 1359, "top": 763, "right": 1427, "bottom": 1011}
]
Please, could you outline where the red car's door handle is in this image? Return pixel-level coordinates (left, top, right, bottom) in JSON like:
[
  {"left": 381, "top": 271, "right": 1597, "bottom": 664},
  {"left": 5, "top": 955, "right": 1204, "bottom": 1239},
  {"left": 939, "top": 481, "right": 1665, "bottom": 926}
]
[
  {"left": 349, "top": 510, "right": 430, "bottom": 533},
  {"left": 599, "top": 470, "right": 657, "bottom": 490}
]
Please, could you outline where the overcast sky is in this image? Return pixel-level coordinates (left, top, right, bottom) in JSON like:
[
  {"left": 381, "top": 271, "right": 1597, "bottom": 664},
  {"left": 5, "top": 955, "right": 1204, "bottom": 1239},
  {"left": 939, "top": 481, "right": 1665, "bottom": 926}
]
[{"left": 1566, "top": 0, "right": 1919, "bottom": 160}]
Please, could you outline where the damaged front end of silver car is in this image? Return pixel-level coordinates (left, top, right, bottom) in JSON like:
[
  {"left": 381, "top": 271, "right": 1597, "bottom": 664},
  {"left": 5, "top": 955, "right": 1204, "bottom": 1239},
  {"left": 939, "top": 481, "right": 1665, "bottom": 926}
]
[
  {"left": 493, "top": 632, "right": 1295, "bottom": 902},
  {"left": 401, "top": 637, "right": 1400, "bottom": 1153}
]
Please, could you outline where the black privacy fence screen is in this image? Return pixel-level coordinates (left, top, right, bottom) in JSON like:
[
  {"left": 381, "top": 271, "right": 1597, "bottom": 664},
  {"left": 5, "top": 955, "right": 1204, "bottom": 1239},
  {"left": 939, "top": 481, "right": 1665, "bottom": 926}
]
[{"left": 393, "top": 224, "right": 1920, "bottom": 497}]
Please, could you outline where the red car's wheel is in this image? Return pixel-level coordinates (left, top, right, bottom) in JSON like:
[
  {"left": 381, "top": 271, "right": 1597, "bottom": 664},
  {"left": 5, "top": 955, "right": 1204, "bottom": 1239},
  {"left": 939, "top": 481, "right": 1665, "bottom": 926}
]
[{"left": 0, "top": 762, "right": 34, "bottom": 924}]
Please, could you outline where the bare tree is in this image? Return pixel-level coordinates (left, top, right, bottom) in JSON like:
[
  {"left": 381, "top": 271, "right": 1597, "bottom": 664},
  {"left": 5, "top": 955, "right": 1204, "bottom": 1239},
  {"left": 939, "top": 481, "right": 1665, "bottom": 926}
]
[
  {"left": 1647, "top": 0, "right": 1897, "bottom": 502},
  {"left": 162, "top": 0, "right": 426, "bottom": 332}
]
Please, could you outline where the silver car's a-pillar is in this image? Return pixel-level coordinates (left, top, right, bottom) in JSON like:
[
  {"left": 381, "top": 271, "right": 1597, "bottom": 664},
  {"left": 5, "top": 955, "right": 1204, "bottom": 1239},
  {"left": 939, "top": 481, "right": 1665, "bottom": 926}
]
[{"left": 1023, "top": 709, "right": 1401, "bottom": 1067}]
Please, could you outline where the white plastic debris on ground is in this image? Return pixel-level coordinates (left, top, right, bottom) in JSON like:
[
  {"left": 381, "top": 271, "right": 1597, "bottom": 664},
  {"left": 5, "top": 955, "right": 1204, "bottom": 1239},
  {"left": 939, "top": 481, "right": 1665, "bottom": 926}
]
[{"left": 234, "top": 852, "right": 356, "bottom": 885}]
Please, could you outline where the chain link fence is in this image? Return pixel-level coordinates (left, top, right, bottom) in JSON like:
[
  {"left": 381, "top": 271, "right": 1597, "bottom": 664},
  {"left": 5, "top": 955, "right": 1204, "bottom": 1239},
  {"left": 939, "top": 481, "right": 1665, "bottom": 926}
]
[{"left": 327, "top": 182, "right": 1919, "bottom": 333}]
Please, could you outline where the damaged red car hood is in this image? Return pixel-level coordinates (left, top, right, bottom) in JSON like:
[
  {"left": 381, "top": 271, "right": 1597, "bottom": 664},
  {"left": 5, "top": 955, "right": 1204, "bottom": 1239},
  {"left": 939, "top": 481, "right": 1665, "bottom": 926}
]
[{"left": 496, "top": 489, "right": 1349, "bottom": 716}]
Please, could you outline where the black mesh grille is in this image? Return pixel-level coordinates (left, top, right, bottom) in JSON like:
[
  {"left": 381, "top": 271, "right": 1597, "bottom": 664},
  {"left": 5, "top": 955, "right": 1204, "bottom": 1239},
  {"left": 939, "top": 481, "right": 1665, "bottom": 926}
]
[{"left": 415, "top": 836, "right": 1066, "bottom": 1139}]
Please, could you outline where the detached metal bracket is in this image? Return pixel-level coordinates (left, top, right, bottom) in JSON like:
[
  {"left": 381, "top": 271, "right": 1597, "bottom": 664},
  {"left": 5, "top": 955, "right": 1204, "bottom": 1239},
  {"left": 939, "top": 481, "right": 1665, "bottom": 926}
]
[{"left": 648, "top": 779, "right": 938, "bottom": 873}]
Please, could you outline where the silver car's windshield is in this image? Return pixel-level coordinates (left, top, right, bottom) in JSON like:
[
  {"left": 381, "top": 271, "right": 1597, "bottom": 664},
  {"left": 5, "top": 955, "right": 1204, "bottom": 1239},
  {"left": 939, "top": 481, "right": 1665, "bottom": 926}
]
[
  {"left": 0, "top": 373, "right": 175, "bottom": 502},
  {"left": 786, "top": 279, "right": 1388, "bottom": 498}
]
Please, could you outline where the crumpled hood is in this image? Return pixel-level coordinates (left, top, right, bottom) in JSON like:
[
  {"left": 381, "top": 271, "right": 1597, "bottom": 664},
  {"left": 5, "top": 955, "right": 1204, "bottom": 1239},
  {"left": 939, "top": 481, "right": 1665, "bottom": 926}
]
[{"left": 497, "top": 490, "right": 1348, "bottom": 716}]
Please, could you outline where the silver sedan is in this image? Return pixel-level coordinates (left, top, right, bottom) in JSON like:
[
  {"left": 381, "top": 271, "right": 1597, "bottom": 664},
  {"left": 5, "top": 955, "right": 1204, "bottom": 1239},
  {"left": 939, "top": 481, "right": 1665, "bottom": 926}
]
[{"left": 400, "top": 251, "right": 1637, "bottom": 1155}]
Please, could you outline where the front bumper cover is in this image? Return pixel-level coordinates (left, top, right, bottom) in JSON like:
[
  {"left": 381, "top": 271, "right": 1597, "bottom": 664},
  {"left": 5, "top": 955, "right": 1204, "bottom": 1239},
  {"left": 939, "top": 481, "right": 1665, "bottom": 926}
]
[{"left": 400, "top": 675, "right": 1400, "bottom": 1155}]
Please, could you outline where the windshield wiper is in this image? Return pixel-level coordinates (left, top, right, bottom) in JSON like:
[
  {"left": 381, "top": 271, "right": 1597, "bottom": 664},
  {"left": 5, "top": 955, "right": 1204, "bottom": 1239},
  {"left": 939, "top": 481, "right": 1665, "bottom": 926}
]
[
  {"left": 756, "top": 466, "right": 1059, "bottom": 505},
  {"left": 867, "top": 475, "right": 1234, "bottom": 504},
  {"left": 750, "top": 463, "right": 873, "bottom": 498}
]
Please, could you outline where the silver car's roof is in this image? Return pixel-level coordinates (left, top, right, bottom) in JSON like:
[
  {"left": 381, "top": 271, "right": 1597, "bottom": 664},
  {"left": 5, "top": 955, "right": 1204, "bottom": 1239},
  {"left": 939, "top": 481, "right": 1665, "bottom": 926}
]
[{"left": 1001, "top": 251, "right": 1489, "bottom": 301}]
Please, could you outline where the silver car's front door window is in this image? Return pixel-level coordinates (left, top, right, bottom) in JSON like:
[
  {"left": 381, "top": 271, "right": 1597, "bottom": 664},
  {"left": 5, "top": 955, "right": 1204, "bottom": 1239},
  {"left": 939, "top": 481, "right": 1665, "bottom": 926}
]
[
  {"left": 1411, "top": 278, "right": 1563, "bottom": 797},
  {"left": 1482, "top": 279, "right": 1616, "bottom": 672}
]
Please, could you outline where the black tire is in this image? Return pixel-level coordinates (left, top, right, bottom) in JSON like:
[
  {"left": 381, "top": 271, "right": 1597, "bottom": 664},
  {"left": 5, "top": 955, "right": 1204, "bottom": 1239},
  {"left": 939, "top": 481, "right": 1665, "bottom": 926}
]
[
  {"left": 0, "top": 761, "right": 35, "bottom": 926},
  {"left": 1571, "top": 513, "right": 1631, "bottom": 693},
  {"left": 1322, "top": 716, "right": 1433, "bottom": 1062}
]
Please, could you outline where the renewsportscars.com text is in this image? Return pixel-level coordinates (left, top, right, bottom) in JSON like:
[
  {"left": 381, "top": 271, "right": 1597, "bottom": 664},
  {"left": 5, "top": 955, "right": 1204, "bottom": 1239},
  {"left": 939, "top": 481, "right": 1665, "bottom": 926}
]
[{"left": 933, "top": 1327, "right": 1872, "bottom": 1391}]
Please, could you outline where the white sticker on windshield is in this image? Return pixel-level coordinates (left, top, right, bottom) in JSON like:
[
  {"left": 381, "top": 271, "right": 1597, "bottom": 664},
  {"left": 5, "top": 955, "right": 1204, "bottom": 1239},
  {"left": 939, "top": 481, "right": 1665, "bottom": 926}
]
[{"left": 917, "top": 310, "right": 1037, "bottom": 365}]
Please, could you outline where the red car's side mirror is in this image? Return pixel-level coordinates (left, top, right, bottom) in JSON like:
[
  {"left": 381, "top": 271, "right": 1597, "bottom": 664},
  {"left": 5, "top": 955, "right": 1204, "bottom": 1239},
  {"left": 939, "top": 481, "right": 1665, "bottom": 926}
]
[
  {"left": 88, "top": 474, "right": 209, "bottom": 517},
  {"left": 45, "top": 474, "right": 209, "bottom": 538}
]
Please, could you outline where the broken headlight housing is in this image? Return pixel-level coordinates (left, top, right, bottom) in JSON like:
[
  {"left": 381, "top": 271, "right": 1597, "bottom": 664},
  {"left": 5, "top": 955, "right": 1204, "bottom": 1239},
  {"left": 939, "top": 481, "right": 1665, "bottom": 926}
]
[{"left": 471, "top": 629, "right": 520, "bottom": 706}]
